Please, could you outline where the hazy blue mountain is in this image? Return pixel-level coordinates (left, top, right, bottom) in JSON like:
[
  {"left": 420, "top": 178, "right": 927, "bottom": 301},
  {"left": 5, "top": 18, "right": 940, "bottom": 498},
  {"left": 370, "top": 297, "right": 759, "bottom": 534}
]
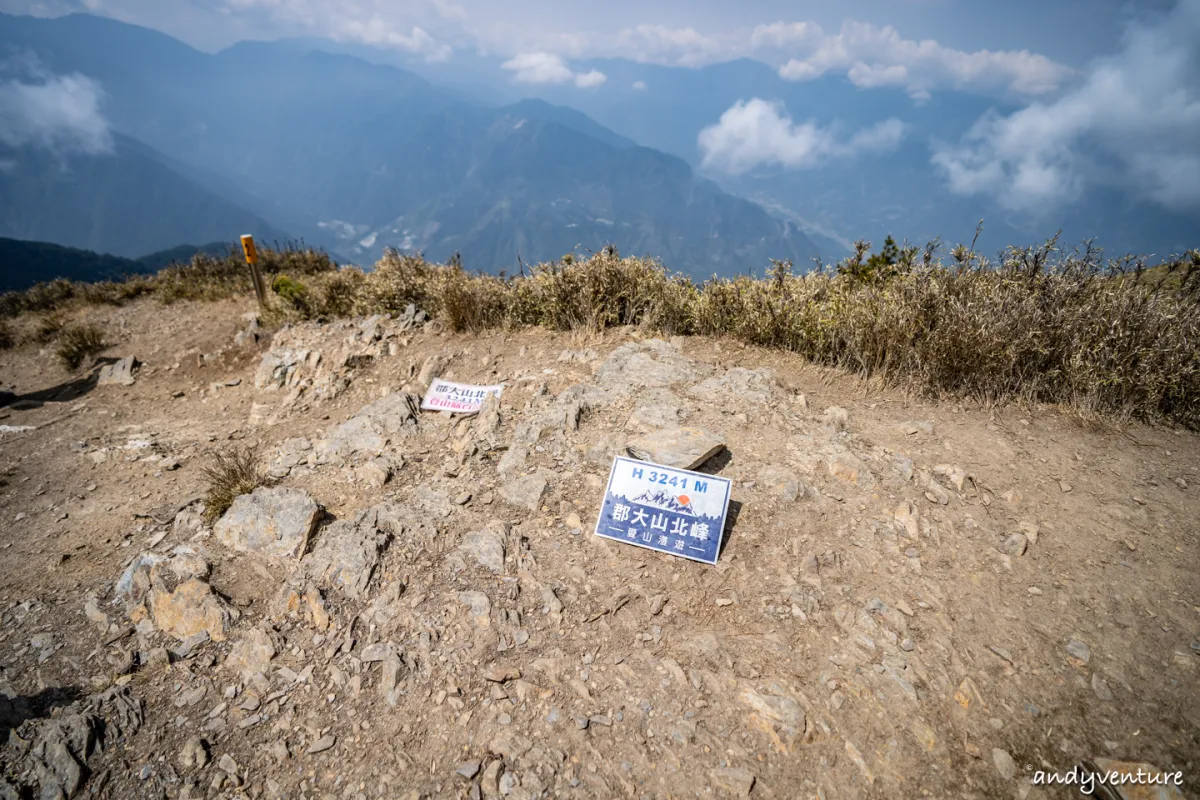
[
  {"left": 350, "top": 107, "right": 817, "bottom": 273},
  {"left": 0, "top": 12, "right": 823, "bottom": 276},
  {"left": 0, "top": 134, "right": 283, "bottom": 259},
  {"left": 388, "top": 52, "right": 1199, "bottom": 259}
]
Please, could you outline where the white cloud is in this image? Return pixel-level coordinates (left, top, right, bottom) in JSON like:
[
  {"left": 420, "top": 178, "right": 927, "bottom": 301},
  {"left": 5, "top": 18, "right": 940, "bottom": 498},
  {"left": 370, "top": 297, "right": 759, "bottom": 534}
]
[
  {"left": 573, "top": 69, "right": 606, "bottom": 88},
  {"left": 770, "top": 21, "right": 1072, "bottom": 99},
  {"left": 501, "top": 52, "right": 606, "bottom": 88},
  {"left": 632, "top": 80, "right": 647, "bottom": 90},
  {"left": 698, "top": 98, "right": 906, "bottom": 174},
  {"left": 932, "top": 0, "right": 1200, "bottom": 214},
  {"left": 0, "top": 68, "right": 113, "bottom": 156},
  {"left": 336, "top": 17, "right": 452, "bottom": 61},
  {"left": 612, "top": 24, "right": 735, "bottom": 67}
]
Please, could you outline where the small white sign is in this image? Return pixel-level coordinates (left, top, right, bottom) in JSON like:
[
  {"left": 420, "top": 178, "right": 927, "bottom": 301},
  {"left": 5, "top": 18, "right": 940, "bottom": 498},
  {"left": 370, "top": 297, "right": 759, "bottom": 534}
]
[{"left": 420, "top": 378, "right": 504, "bottom": 414}]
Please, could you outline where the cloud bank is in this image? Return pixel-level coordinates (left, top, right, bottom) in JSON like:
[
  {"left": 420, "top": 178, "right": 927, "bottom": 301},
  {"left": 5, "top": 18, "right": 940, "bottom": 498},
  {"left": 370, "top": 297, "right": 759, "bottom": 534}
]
[
  {"left": 932, "top": 0, "right": 1200, "bottom": 214},
  {"left": 699, "top": 98, "right": 907, "bottom": 174},
  {"left": 0, "top": 65, "right": 113, "bottom": 156}
]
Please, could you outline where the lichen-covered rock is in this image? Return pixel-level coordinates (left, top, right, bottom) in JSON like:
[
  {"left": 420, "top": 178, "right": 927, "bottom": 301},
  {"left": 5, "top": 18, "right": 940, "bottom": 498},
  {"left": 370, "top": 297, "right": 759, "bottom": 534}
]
[
  {"left": 148, "top": 577, "right": 236, "bottom": 642},
  {"left": 214, "top": 487, "right": 322, "bottom": 560}
]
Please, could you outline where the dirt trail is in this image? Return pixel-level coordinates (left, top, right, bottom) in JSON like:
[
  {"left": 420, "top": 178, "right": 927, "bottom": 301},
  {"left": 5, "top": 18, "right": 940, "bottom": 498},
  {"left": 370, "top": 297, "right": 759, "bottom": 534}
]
[{"left": 0, "top": 297, "right": 1197, "bottom": 799}]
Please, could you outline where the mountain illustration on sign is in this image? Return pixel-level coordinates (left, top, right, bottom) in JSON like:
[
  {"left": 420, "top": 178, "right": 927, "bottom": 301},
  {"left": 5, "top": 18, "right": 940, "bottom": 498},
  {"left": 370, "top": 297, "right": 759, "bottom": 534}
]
[{"left": 631, "top": 490, "right": 695, "bottom": 515}]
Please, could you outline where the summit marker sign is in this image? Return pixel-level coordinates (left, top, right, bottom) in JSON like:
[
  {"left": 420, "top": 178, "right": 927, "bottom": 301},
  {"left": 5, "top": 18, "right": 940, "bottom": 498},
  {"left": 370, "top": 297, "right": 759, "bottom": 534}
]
[
  {"left": 420, "top": 378, "right": 503, "bottom": 414},
  {"left": 595, "top": 456, "right": 732, "bottom": 565}
]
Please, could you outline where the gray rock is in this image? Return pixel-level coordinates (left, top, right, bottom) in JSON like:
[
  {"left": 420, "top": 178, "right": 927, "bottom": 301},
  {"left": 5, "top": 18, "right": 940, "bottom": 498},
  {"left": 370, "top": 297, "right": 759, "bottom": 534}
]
[
  {"left": 306, "top": 734, "right": 336, "bottom": 755},
  {"left": 304, "top": 509, "right": 390, "bottom": 600},
  {"left": 626, "top": 389, "right": 685, "bottom": 430},
  {"left": 1066, "top": 639, "right": 1091, "bottom": 665},
  {"left": 594, "top": 339, "right": 709, "bottom": 396},
  {"left": 759, "top": 466, "right": 801, "bottom": 501},
  {"left": 710, "top": 766, "right": 756, "bottom": 797},
  {"left": 267, "top": 438, "right": 312, "bottom": 479},
  {"left": 178, "top": 736, "right": 209, "bottom": 770},
  {"left": 687, "top": 367, "right": 777, "bottom": 405},
  {"left": 171, "top": 630, "right": 211, "bottom": 659},
  {"left": 215, "top": 487, "right": 322, "bottom": 561},
  {"left": 315, "top": 392, "right": 419, "bottom": 462},
  {"left": 1091, "top": 673, "right": 1113, "bottom": 701},
  {"left": 626, "top": 427, "right": 724, "bottom": 470},
  {"left": 500, "top": 474, "right": 548, "bottom": 512},
  {"left": 1001, "top": 533, "right": 1029, "bottom": 557},
  {"left": 457, "top": 592, "right": 492, "bottom": 627},
  {"left": 460, "top": 522, "right": 507, "bottom": 574},
  {"left": 456, "top": 761, "right": 481, "bottom": 779},
  {"left": 225, "top": 628, "right": 275, "bottom": 680},
  {"left": 360, "top": 642, "right": 394, "bottom": 662},
  {"left": 925, "top": 476, "right": 951, "bottom": 505},
  {"left": 97, "top": 356, "right": 137, "bottom": 386},
  {"left": 255, "top": 347, "right": 317, "bottom": 390},
  {"left": 992, "top": 748, "right": 1016, "bottom": 780}
]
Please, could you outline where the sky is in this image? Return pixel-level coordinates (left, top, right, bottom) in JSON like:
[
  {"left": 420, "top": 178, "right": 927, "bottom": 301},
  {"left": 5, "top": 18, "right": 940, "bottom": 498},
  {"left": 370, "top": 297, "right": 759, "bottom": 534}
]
[
  {"left": 1, "top": 0, "right": 1198, "bottom": 216},
  {"left": 0, "top": 0, "right": 1168, "bottom": 66}
]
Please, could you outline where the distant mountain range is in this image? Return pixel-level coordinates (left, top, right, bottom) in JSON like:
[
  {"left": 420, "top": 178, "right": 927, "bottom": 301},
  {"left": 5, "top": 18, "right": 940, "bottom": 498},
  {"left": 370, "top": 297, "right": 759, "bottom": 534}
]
[
  {"left": 323, "top": 42, "right": 1200, "bottom": 260},
  {"left": 0, "top": 237, "right": 229, "bottom": 293},
  {"left": 0, "top": 12, "right": 820, "bottom": 279}
]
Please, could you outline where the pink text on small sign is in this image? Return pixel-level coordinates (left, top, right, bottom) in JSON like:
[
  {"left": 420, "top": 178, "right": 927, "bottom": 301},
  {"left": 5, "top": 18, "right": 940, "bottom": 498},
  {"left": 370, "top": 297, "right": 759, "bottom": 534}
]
[{"left": 419, "top": 378, "right": 504, "bottom": 414}]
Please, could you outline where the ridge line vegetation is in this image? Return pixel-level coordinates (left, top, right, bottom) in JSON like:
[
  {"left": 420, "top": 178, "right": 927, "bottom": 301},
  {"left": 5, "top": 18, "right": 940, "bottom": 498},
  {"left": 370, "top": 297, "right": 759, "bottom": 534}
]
[{"left": 2, "top": 239, "right": 1197, "bottom": 429}]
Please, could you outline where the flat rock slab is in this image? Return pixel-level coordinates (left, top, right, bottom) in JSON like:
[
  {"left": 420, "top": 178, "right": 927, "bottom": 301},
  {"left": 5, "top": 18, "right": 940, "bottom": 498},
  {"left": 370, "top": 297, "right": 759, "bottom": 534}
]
[
  {"left": 98, "top": 357, "right": 137, "bottom": 386},
  {"left": 459, "top": 522, "right": 507, "bottom": 574},
  {"left": 627, "top": 427, "right": 724, "bottom": 470},
  {"left": 215, "top": 487, "right": 322, "bottom": 560},
  {"left": 500, "top": 474, "right": 547, "bottom": 512}
]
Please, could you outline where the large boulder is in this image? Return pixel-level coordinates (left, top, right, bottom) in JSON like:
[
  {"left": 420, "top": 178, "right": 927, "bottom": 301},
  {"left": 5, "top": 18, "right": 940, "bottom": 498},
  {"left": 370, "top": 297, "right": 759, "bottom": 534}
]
[{"left": 214, "top": 487, "right": 323, "bottom": 560}]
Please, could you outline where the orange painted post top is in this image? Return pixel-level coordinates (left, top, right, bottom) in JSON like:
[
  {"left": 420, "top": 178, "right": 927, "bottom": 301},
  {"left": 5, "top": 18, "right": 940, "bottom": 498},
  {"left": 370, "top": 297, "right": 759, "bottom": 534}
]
[
  {"left": 240, "top": 234, "right": 266, "bottom": 307},
  {"left": 240, "top": 234, "right": 259, "bottom": 264}
]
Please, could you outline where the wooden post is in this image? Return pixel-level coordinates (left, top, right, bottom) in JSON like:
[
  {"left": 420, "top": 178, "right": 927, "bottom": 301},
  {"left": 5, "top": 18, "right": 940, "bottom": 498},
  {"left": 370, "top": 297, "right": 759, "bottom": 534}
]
[{"left": 240, "top": 234, "right": 267, "bottom": 307}]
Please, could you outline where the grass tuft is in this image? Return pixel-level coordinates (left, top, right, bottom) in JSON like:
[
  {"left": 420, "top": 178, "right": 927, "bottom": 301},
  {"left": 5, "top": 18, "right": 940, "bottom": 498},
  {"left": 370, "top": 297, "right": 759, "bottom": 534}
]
[
  {"left": 55, "top": 324, "right": 106, "bottom": 370},
  {"left": 201, "top": 444, "right": 267, "bottom": 524}
]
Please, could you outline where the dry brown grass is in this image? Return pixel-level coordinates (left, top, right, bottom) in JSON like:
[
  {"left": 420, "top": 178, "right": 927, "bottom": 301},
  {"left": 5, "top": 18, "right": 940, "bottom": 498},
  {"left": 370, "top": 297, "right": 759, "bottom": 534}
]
[
  {"left": 54, "top": 324, "right": 106, "bottom": 370},
  {"left": 4, "top": 238, "right": 1198, "bottom": 428},
  {"left": 201, "top": 444, "right": 267, "bottom": 524}
]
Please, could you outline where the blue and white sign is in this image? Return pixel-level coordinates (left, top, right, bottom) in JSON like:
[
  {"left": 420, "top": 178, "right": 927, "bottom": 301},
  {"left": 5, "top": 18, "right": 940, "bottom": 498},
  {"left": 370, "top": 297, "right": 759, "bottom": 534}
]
[{"left": 595, "top": 456, "right": 732, "bottom": 565}]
